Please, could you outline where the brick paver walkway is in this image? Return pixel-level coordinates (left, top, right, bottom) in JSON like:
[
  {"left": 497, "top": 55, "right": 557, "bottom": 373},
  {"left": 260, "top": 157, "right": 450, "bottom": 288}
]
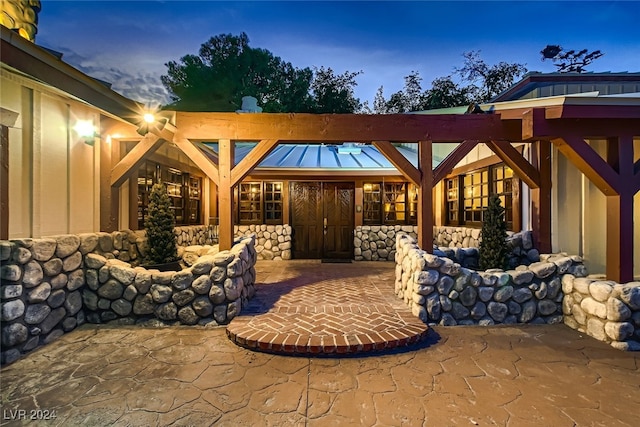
[{"left": 226, "top": 260, "right": 428, "bottom": 355}]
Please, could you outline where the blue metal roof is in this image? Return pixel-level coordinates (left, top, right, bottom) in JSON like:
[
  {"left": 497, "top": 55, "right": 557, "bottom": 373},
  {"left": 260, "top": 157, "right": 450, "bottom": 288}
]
[{"left": 201, "top": 143, "right": 444, "bottom": 170}]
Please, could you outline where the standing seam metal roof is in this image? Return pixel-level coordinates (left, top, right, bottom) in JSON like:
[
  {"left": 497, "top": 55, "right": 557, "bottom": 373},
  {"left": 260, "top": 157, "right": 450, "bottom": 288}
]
[{"left": 202, "top": 143, "right": 444, "bottom": 170}]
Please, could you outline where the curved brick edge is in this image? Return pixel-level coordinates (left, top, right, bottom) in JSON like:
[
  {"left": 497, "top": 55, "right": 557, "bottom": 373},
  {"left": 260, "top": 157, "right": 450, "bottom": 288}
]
[{"left": 226, "top": 320, "right": 428, "bottom": 356}]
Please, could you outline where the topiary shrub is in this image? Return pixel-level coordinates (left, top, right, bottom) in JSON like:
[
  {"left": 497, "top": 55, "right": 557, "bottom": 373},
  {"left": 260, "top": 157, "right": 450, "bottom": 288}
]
[
  {"left": 479, "top": 194, "right": 509, "bottom": 270},
  {"left": 144, "top": 183, "right": 178, "bottom": 265}
]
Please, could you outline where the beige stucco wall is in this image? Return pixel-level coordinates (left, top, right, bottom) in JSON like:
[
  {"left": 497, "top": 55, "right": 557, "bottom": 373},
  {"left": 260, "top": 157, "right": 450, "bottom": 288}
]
[
  {"left": 552, "top": 139, "right": 640, "bottom": 278},
  {"left": 1, "top": 68, "right": 101, "bottom": 238}
]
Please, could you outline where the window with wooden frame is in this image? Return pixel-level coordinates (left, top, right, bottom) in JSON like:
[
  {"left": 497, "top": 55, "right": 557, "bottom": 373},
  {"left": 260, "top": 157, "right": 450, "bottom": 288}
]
[
  {"left": 137, "top": 161, "right": 202, "bottom": 228},
  {"left": 237, "top": 181, "right": 284, "bottom": 225},
  {"left": 363, "top": 182, "right": 417, "bottom": 225},
  {"left": 445, "top": 163, "right": 516, "bottom": 230},
  {"left": 264, "top": 182, "right": 283, "bottom": 224},
  {"left": 238, "top": 182, "right": 262, "bottom": 224},
  {"left": 363, "top": 183, "right": 382, "bottom": 224},
  {"left": 463, "top": 169, "right": 489, "bottom": 225},
  {"left": 445, "top": 177, "right": 460, "bottom": 225}
]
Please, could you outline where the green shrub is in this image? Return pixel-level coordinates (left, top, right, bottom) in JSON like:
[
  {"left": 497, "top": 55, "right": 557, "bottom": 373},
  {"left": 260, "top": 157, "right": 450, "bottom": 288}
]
[
  {"left": 144, "top": 183, "right": 178, "bottom": 264},
  {"left": 479, "top": 194, "right": 509, "bottom": 270}
]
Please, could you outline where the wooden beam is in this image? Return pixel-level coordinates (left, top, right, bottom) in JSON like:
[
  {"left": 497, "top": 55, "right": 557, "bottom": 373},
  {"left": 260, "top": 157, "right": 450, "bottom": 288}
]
[
  {"left": 110, "top": 133, "right": 163, "bottom": 187},
  {"left": 432, "top": 140, "right": 479, "bottom": 184},
  {"left": 545, "top": 104, "right": 640, "bottom": 120},
  {"left": 605, "top": 136, "right": 635, "bottom": 282},
  {"left": 529, "top": 140, "right": 552, "bottom": 253},
  {"left": 218, "top": 139, "right": 234, "bottom": 250},
  {"left": 371, "top": 141, "right": 421, "bottom": 186},
  {"left": 173, "top": 139, "right": 220, "bottom": 186},
  {"left": 101, "top": 133, "right": 120, "bottom": 232},
  {"left": 486, "top": 140, "right": 541, "bottom": 189},
  {"left": 607, "top": 194, "right": 634, "bottom": 283},
  {"left": 417, "top": 141, "right": 433, "bottom": 252},
  {"left": 551, "top": 136, "right": 620, "bottom": 196},
  {"left": 231, "top": 139, "right": 280, "bottom": 187},
  {"left": 175, "top": 112, "right": 515, "bottom": 142},
  {"left": 524, "top": 107, "right": 640, "bottom": 140}
]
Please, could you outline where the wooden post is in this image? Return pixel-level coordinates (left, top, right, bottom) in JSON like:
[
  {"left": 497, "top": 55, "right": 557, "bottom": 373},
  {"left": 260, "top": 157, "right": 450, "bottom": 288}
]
[
  {"left": 218, "top": 139, "right": 234, "bottom": 250},
  {"left": 606, "top": 136, "right": 634, "bottom": 283},
  {"left": 1, "top": 126, "right": 8, "bottom": 239},
  {"left": 530, "top": 140, "right": 552, "bottom": 253},
  {"left": 417, "top": 141, "right": 433, "bottom": 252},
  {"left": 100, "top": 134, "right": 120, "bottom": 232}
]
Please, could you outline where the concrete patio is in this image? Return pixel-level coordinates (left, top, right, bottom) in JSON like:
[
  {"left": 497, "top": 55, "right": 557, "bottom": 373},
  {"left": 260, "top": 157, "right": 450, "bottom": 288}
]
[{"left": 1, "top": 261, "right": 639, "bottom": 426}]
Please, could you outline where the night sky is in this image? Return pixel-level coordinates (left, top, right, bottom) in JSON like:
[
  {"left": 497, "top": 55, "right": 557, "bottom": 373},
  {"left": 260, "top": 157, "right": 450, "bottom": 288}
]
[{"left": 35, "top": 1, "right": 640, "bottom": 107}]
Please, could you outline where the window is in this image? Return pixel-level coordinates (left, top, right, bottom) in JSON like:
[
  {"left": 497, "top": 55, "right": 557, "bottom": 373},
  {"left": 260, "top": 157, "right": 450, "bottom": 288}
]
[
  {"left": 463, "top": 169, "right": 489, "bottom": 225},
  {"left": 237, "top": 181, "right": 283, "bottom": 225},
  {"left": 363, "top": 183, "right": 382, "bottom": 224},
  {"left": 445, "top": 163, "right": 515, "bottom": 229},
  {"left": 238, "top": 182, "right": 262, "bottom": 224},
  {"left": 363, "top": 182, "right": 418, "bottom": 225},
  {"left": 136, "top": 161, "right": 202, "bottom": 228},
  {"left": 492, "top": 164, "right": 513, "bottom": 227},
  {"left": 446, "top": 178, "right": 459, "bottom": 224},
  {"left": 264, "top": 182, "right": 283, "bottom": 224}
]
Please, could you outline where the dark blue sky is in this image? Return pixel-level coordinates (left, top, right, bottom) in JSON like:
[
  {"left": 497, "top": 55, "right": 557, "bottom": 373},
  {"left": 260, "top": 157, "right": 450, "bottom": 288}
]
[{"left": 36, "top": 1, "right": 640, "bottom": 107}]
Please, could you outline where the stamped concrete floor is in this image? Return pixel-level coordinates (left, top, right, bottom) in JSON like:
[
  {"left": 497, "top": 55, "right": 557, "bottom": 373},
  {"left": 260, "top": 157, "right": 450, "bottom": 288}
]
[{"left": 1, "top": 262, "right": 640, "bottom": 426}]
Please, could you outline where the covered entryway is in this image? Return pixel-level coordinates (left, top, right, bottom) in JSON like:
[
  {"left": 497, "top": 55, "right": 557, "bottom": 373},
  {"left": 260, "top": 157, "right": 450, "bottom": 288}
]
[{"left": 290, "top": 182, "right": 354, "bottom": 260}]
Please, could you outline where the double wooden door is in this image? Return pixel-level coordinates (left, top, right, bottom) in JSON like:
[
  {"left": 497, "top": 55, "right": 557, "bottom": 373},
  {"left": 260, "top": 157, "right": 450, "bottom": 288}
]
[{"left": 290, "top": 182, "right": 354, "bottom": 259}]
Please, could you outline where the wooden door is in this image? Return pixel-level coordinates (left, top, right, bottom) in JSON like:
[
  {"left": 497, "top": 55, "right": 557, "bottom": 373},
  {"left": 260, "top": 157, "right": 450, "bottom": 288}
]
[
  {"left": 290, "top": 182, "right": 322, "bottom": 259},
  {"left": 290, "top": 182, "right": 354, "bottom": 259},
  {"left": 322, "top": 182, "right": 354, "bottom": 259}
]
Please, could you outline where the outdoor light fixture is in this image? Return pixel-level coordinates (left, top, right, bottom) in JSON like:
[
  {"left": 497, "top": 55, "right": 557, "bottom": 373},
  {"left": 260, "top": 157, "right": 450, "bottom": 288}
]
[{"left": 73, "top": 119, "right": 98, "bottom": 145}]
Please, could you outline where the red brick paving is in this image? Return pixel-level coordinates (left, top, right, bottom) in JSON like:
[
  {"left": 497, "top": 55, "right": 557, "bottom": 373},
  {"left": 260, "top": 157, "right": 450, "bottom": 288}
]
[{"left": 226, "top": 260, "right": 429, "bottom": 355}]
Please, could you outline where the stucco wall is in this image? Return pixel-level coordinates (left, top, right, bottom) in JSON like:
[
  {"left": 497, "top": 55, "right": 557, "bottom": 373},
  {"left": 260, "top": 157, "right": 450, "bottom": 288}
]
[
  {"left": 1, "top": 69, "right": 101, "bottom": 238},
  {"left": 551, "top": 140, "right": 640, "bottom": 278}
]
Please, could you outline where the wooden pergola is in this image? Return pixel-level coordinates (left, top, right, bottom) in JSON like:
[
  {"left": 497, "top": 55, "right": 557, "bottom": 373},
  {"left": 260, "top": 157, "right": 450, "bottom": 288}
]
[{"left": 105, "top": 102, "right": 639, "bottom": 283}]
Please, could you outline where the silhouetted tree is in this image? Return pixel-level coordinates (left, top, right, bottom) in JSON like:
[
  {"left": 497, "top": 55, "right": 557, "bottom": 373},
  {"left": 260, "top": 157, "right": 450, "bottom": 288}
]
[
  {"left": 423, "top": 76, "right": 471, "bottom": 109},
  {"left": 455, "top": 51, "right": 528, "bottom": 102},
  {"left": 541, "top": 44, "right": 604, "bottom": 73},
  {"left": 311, "top": 66, "right": 362, "bottom": 113},
  {"left": 161, "top": 33, "right": 362, "bottom": 112}
]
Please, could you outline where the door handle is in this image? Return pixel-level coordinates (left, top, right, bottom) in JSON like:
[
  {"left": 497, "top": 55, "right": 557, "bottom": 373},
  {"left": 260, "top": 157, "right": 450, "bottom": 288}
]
[{"left": 323, "top": 217, "right": 327, "bottom": 234}]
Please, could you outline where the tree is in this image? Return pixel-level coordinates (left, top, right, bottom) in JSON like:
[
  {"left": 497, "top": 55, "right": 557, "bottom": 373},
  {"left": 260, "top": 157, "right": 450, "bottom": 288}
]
[
  {"left": 540, "top": 44, "right": 604, "bottom": 73},
  {"left": 372, "top": 86, "right": 388, "bottom": 114},
  {"left": 455, "top": 51, "right": 527, "bottom": 102},
  {"left": 310, "top": 66, "right": 362, "bottom": 113},
  {"left": 144, "top": 183, "right": 178, "bottom": 265},
  {"left": 384, "top": 71, "right": 428, "bottom": 113},
  {"left": 479, "top": 194, "right": 509, "bottom": 270},
  {"left": 161, "top": 32, "right": 315, "bottom": 112},
  {"left": 423, "top": 76, "right": 471, "bottom": 110}
]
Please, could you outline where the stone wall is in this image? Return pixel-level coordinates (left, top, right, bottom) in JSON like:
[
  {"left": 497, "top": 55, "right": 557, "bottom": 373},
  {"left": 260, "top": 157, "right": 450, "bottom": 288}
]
[
  {"left": 395, "top": 233, "right": 587, "bottom": 326},
  {"left": 562, "top": 275, "right": 640, "bottom": 351},
  {"left": 355, "top": 225, "right": 538, "bottom": 267},
  {"left": 235, "top": 224, "right": 292, "bottom": 260},
  {"left": 0, "top": 234, "right": 257, "bottom": 365},
  {"left": 354, "top": 225, "right": 417, "bottom": 261}
]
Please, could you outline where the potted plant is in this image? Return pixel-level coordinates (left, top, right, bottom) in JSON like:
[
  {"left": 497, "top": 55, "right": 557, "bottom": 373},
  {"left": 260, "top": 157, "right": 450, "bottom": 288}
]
[
  {"left": 479, "top": 194, "right": 509, "bottom": 270},
  {"left": 143, "top": 183, "right": 181, "bottom": 271}
]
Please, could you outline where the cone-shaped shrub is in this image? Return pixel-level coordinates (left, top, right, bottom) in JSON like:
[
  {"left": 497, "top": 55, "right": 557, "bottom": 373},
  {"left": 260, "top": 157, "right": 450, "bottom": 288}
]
[
  {"left": 144, "top": 183, "right": 178, "bottom": 264},
  {"left": 479, "top": 194, "right": 509, "bottom": 270}
]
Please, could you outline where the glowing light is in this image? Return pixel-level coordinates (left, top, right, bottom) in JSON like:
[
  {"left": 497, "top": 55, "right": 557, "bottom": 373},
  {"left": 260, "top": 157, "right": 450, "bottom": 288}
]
[
  {"left": 143, "top": 113, "right": 155, "bottom": 124},
  {"left": 73, "top": 120, "right": 96, "bottom": 138},
  {"left": 363, "top": 183, "right": 372, "bottom": 192}
]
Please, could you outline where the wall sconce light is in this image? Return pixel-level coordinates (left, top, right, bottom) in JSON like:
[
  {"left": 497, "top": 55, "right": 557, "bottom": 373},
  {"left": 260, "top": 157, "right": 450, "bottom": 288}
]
[
  {"left": 137, "top": 110, "right": 171, "bottom": 136},
  {"left": 73, "top": 120, "right": 98, "bottom": 145}
]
